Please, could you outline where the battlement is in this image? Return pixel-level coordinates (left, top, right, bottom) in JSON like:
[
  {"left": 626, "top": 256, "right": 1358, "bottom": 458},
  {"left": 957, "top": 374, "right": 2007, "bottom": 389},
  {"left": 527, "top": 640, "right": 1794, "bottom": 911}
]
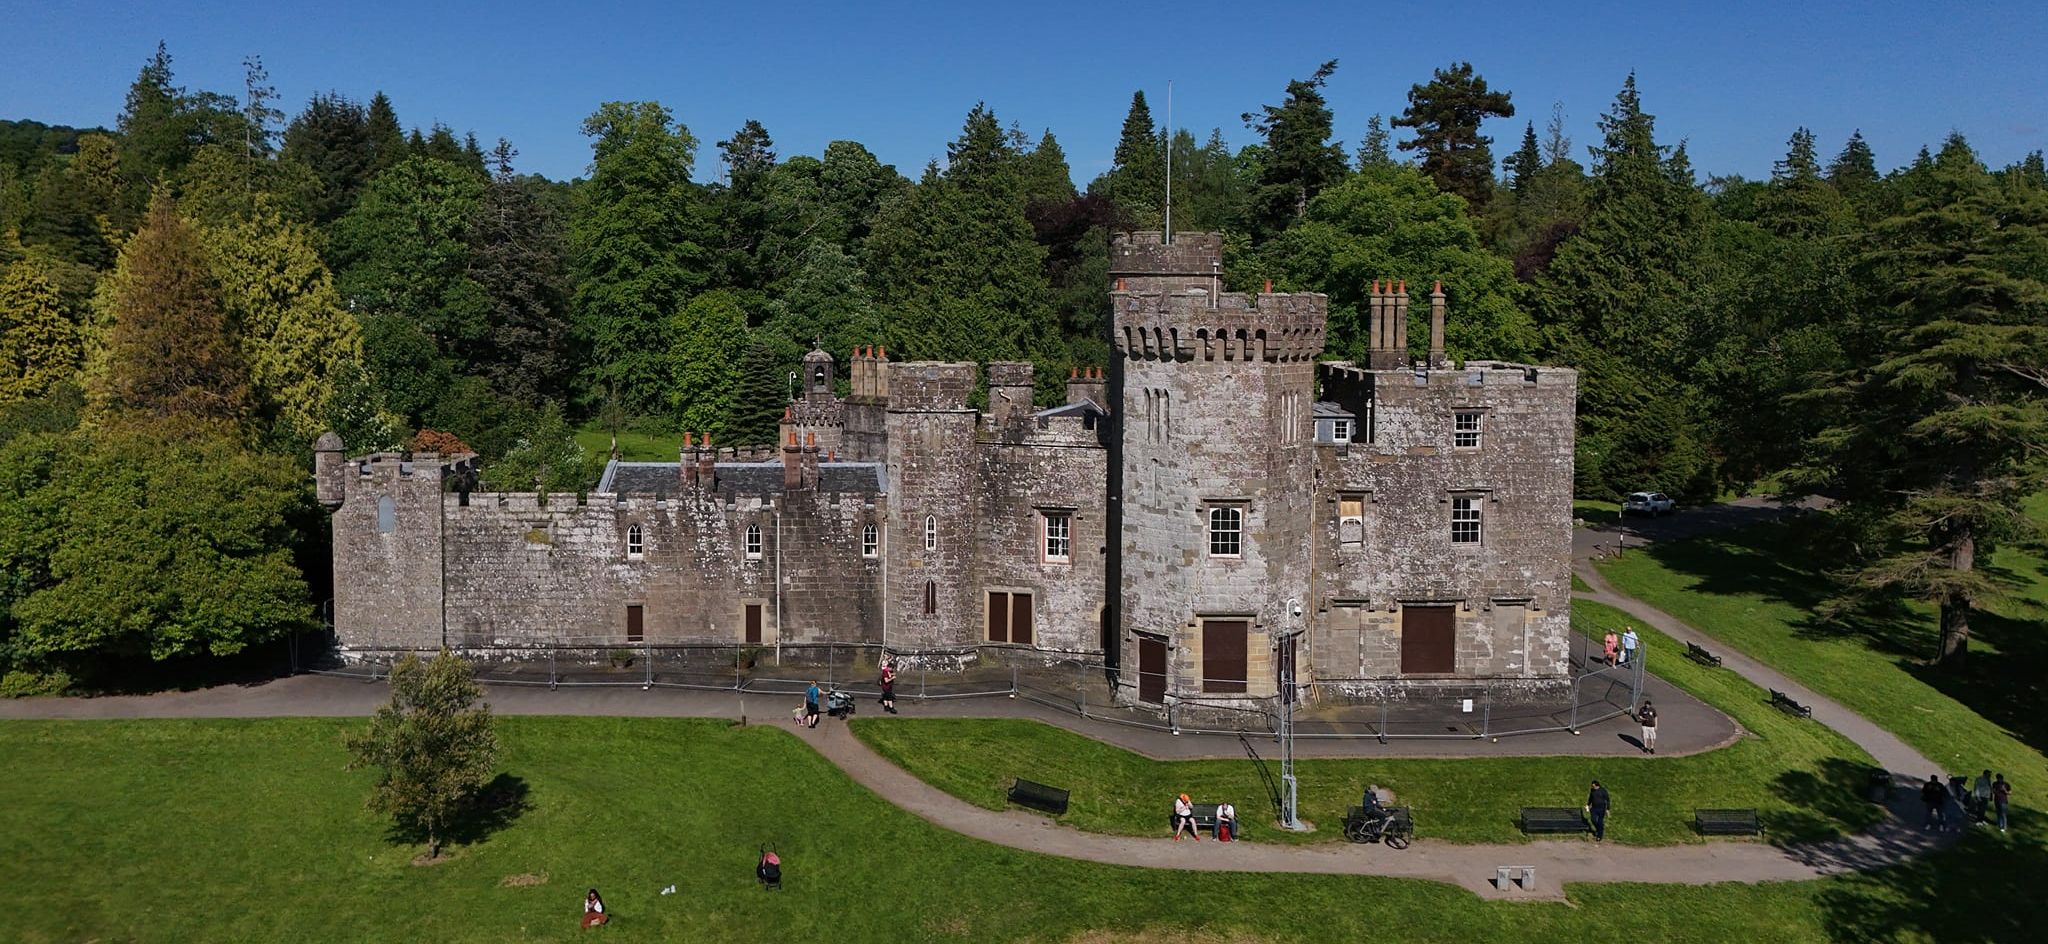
[
  {"left": 1110, "top": 230, "right": 1224, "bottom": 274},
  {"left": 1112, "top": 289, "right": 1328, "bottom": 361},
  {"left": 886, "top": 361, "right": 977, "bottom": 411}
]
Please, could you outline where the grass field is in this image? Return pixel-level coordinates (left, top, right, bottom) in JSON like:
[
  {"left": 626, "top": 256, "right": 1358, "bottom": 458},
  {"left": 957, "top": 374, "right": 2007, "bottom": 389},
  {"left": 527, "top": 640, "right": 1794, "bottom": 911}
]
[
  {"left": 851, "top": 600, "right": 1880, "bottom": 847},
  {"left": 572, "top": 424, "right": 688, "bottom": 462},
  {"left": 0, "top": 715, "right": 1929, "bottom": 944}
]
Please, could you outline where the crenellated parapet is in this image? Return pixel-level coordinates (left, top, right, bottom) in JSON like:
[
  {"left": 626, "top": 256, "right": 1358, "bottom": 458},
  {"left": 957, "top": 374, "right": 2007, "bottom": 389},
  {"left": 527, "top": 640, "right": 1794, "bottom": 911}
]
[
  {"left": 885, "top": 361, "right": 977, "bottom": 412},
  {"left": 1111, "top": 289, "right": 1328, "bottom": 362}
]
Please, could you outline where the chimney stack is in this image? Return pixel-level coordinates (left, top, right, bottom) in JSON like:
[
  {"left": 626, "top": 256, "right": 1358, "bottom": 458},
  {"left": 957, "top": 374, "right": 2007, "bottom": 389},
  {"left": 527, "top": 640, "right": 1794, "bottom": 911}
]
[
  {"left": 697, "top": 434, "right": 715, "bottom": 491},
  {"left": 1428, "top": 280, "right": 1447, "bottom": 368},
  {"left": 782, "top": 431, "right": 802, "bottom": 492},
  {"left": 802, "top": 431, "right": 822, "bottom": 489},
  {"left": 1393, "top": 280, "right": 1410, "bottom": 363},
  {"left": 682, "top": 432, "right": 698, "bottom": 487}
]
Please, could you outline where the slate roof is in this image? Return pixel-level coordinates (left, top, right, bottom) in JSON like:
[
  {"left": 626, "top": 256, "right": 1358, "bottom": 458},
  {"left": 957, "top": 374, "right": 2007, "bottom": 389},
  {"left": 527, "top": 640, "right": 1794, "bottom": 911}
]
[
  {"left": 598, "top": 460, "right": 886, "bottom": 497},
  {"left": 1312, "top": 400, "right": 1355, "bottom": 419}
]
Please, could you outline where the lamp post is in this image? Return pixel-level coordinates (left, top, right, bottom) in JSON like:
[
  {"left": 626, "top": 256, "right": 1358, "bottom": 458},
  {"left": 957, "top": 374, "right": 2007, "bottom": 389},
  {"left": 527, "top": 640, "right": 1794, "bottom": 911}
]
[{"left": 1278, "top": 597, "right": 1307, "bottom": 830}]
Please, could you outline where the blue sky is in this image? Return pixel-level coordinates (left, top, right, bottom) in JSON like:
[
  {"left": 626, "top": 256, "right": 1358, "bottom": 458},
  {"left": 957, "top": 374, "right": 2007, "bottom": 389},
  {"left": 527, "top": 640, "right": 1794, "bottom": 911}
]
[{"left": 4, "top": 0, "right": 2043, "bottom": 185}]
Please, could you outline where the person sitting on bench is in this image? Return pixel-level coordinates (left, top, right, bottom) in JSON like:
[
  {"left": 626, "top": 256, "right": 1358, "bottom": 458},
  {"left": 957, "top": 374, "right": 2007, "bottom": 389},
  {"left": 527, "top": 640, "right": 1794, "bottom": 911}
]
[
  {"left": 581, "top": 888, "right": 608, "bottom": 928},
  {"left": 1215, "top": 802, "right": 1237, "bottom": 842},
  {"left": 1173, "top": 793, "right": 1199, "bottom": 841}
]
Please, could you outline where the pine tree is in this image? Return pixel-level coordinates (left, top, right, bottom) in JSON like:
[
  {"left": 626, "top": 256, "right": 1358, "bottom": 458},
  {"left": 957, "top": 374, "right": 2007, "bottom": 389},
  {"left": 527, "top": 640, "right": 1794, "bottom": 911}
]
[
  {"left": 240, "top": 56, "right": 284, "bottom": 168},
  {"left": 570, "top": 101, "right": 708, "bottom": 415},
  {"left": 1357, "top": 114, "right": 1395, "bottom": 170},
  {"left": 1101, "top": 91, "right": 1165, "bottom": 226},
  {"left": 1020, "top": 130, "right": 1078, "bottom": 209},
  {"left": 118, "top": 43, "right": 187, "bottom": 187},
  {"left": 364, "top": 92, "right": 407, "bottom": 173},
  {"left": 281, "top": 93, "right": 376, "bottom": 225},
  {"left": 1242, "top": 61, "right": 1349, "bottom": 239},
  {"left": 1793, "top": 136, "right": 2048, "bottom": 664},
  {"left": 1392, "top": 62, "right": 1515, "bottom": 210},
  {"left": 0, "top": 256, "right": 82, "bottom": 404},
  {"left": 764, "top": 240, "right": 882, "bottom": 359},
  {"left": 669, "top": 291, "right": 748, "bottom": 437},
  {"left": 1503, "top": 122, "right": 1542, "bottom": 193},
  {"left": 467, "top": 140, "right": 573, "bottom": 406},
  {"left": 95, "top": 194, "right": 250, "bottom": 425},
  {"left": 729, "top": 334, "right": 799, "bottom": 446}
]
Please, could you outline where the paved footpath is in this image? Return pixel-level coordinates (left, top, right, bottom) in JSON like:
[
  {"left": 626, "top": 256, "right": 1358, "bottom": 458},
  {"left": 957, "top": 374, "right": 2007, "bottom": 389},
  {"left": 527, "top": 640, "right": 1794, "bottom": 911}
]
[{"left": 1, "top": 497, "right": 1959, "bottom": 898}]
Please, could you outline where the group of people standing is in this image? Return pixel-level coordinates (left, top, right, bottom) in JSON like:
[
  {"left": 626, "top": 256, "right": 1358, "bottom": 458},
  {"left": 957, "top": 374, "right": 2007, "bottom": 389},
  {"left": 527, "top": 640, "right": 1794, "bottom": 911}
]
[{"left": 1920, "top": 769, "right": 2013, "bottom": 833}]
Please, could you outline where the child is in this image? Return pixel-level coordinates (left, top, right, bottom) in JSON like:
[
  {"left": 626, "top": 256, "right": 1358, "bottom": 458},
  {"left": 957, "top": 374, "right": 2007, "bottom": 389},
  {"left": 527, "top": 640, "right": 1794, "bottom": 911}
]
[{"left": 880, "top": 661, "right": 898, "bottom": 714}]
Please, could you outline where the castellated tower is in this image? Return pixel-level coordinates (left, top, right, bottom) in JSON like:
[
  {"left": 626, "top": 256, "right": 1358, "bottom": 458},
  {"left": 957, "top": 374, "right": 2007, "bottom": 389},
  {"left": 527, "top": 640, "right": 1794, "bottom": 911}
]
[
  {"left": 1111, "top": 232, "right": 1326, "bottom": 707},
  {"left": 882, "top": 361, "right": 981, "bottom": 650}
]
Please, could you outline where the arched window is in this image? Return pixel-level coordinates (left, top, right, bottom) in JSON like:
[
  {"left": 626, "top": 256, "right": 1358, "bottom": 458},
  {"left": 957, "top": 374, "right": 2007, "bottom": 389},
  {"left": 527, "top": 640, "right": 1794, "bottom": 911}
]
[
  {"left": 862, "top": 523, "right": 879, "bottom": 558},
  {"left": 1208, "top": 506, "right": 1242, "bottom": 558},
  {"left": 745, "top": 523, "right": 763, "bottom": 560},
  {"left": 376, "top": 496, "right": 396, "bottom": 533},
  {"left": 923, "top": 580, "right": 937, "bottom": 615},
  {"left": 626, "top": 524, "right": 644, "bottom": 558},
  {"left": 924, "top": 515, "right": 938, "bottom": 551}
]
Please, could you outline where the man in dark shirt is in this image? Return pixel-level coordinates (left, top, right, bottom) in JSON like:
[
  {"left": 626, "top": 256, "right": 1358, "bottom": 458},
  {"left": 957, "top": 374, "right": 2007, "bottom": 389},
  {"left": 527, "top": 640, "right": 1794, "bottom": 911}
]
[
  {"left": 1587, "top": 780, "right": 1611, "bottom": 840},
  {"left": 1637, "top": 700, "right": 1659, "bottom": 754},
  {"left": 1922, "top": 775, "right": 1949, "bottom": 830}
]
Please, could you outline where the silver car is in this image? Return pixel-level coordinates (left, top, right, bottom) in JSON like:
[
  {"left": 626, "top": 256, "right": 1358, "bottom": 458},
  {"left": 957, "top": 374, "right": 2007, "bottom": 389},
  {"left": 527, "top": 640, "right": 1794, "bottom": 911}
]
[{"left": 1623, "top": 492, "right": 1675, "bottom": 517}]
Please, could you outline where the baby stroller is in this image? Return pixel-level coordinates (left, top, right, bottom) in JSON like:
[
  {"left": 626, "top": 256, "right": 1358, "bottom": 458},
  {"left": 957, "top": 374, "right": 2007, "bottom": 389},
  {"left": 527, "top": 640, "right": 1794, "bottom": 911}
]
[
  {"left": 825, "top": 688, "right": 856, "bottom": 718},
  {"left": 757, "top": 848, "right": 782, "bottom": 890}
]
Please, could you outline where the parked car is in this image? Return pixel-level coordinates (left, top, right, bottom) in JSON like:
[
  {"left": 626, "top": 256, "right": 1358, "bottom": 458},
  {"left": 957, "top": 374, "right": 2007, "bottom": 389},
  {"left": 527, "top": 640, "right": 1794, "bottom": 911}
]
[{"left": 1622, "top": 492, "right": 1676, "bottom": 517}]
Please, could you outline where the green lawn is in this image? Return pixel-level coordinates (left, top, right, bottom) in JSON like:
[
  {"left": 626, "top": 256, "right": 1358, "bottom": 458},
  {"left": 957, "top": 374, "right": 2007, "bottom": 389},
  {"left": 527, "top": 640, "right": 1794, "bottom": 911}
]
[
  {"left": 852, "top": 600, "right": 1879, "bottom": 848},
  {"left": 1574, "top": 499, "right": 1621, "bottom": 528},
  {"left": 2, "top": 715, "right": 1954, "bottom": 944},
  {"left": 573, "top": 423, "right": 688, "bottom": 462}
]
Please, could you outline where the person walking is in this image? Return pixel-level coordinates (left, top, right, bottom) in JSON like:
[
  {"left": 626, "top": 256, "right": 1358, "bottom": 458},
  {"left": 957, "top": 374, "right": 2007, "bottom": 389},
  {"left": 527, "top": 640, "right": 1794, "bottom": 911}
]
[
  {"left": 1603, "top": 630, "right": 1619, "bottom": 668},
  {"left": 879, "top": 661, "right": 898, "bottom": 715},
  {"left": 1993, "top": 774, "right": 2011, "bottom": 833},
  {"left": 1173, "top": 793, "right": 1200, "bottom": 841},
  {"left": 1637, "top": 699, "right": 1659, "bottom": 754},
  {"left": 1620, "top": 627, "right": 1640, "bottom": 666},
  {"left": 1972, "top": 769, "right": 1993, "bottom": 824},
  {"left": 1586, "top": 780, "right": 1611, "bottom": 841},
  {"left": 1921, "top": 775, "right": 1948, "bottom": 830},
  {"left": 804, "top": 680, "right": 822, "bottom": 729}
]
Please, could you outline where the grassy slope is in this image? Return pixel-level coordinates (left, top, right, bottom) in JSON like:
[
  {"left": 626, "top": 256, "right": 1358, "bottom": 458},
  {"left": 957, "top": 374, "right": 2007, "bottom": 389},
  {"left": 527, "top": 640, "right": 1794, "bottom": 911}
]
[
  {"left": 1595, "top": 510, "right": 2048, "bottom": 817},
  {"left": 0, "top": 716, "right": 1879, "bottom": 944},
  {"left": 852, "top": 600, "right": 1879, "bottom": 847},
  {"left": 572, "top": 425, "right": 686, "bottom": 462}
]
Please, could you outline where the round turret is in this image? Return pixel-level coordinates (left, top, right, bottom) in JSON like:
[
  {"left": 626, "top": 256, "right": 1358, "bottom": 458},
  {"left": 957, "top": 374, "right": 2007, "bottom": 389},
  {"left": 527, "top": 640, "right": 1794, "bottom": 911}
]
[{"left": 313, "top": 431, "right": 346, "bottom": 510}]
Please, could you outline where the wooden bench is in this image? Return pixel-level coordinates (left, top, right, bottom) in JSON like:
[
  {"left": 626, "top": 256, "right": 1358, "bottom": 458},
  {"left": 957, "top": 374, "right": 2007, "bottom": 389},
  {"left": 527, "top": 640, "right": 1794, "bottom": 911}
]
[
  {"left": 1769, "top": 689, "right": 1813, "bottom": 718},
  {"left": 1695, "top": 808, "right": 1760, "bottom": 835},
  {"left": 1007, "top": 778, "right": 1069, "bottom": 815},
  {"left": 1685, "top": 641, "right": 1722, "bottom": 667},
  {"left": 1520, "top": 806, "right": 1590, "bottom": 834},
  {"left": 1186, "top": 803, "right": 1247, "bottom": 839}
]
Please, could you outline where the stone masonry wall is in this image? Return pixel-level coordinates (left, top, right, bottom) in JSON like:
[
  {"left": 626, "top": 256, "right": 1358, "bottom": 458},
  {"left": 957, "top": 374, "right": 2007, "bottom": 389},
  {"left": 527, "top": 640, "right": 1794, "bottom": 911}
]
[
  {"left": 332, "top": 455, "right": 447, "bottom": 650},
  {"left": 974, "top": 413, "right": 1110, "bottom": 656}
]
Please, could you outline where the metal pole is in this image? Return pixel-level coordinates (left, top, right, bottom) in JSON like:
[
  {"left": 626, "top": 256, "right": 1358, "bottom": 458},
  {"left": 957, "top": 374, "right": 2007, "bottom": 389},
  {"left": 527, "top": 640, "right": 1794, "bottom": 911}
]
[
  {"left": 549, "top": 647, "right": 557, "bottom": 691},
  {"left": 643, "top": 640, "right": 653, "bottom": 690}
]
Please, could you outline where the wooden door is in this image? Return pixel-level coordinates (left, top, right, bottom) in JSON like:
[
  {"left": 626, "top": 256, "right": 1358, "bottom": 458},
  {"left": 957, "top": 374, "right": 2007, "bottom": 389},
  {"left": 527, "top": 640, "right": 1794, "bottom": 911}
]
[
  {"left": 1010, "top": 593, "right": 1034, "bottom": 645},
  {"left": 744, "top": 603, "right": 763, "bottom": 644},
  {"left": 986, "top": 591, "right": 1009, "bottom": 643},
  {"left": 1137, "top": 635, "right": 1166, "bottom": 703},
  {"left": 1202, "top": 619, "right": 1248, "bottom": 693},
  {"left": 1400, "top": 605, "right": 1456, "bottom": 674},
  {"left": 626, "top": 605, "right": 644, "bottom": 643}
]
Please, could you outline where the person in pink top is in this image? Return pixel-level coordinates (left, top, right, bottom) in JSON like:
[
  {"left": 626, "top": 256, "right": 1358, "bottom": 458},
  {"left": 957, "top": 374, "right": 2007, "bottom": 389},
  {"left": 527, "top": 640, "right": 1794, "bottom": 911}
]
[{"left": 1603, "top": 631, "right": 1619, "bottom": 667}]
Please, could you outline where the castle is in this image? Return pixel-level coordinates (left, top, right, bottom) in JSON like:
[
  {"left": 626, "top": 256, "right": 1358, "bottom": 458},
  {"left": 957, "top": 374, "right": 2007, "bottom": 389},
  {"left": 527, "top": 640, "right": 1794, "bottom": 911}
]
[{"left": 317, "top": 232, "right": 1578, "bottom": 706}]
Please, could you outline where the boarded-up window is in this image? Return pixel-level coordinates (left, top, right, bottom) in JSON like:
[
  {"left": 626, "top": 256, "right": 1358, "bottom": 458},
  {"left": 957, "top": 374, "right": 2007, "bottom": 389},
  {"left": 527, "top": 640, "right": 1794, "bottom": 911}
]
[
  {"left": 987, "top": 591, "right": 1034, "bottom": 645},
  {"left": 1400, "top": 605, "right": 1456, "bottom": 674},
  {"left": 376, "top": 496, "right": 395, "bottom": 533},
  {"left": 1202, "top": 620, "right": 1249, "bottom": 693},
  {"left": 1138, "top": 635, "right": 1167, "bottom": 703},
  {"left": 626, "top": 604, "right": 644, "bottom": 643},
  {"left": 1338, "top": 494, "right": 1365, "bottom": 545},
  {"left": 1494, "top": 603, "right": 1528, "bottom": 674}
]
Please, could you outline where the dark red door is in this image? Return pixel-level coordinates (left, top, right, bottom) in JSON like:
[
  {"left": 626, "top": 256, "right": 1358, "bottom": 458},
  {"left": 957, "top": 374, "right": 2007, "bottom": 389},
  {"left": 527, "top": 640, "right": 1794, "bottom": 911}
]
[
  {"left": 1400, "top": 605, "right": 1456, "bottom": 674},
  {"left": 1138, "top": 635, "right": 1166, "bottom": 703},
  {"left": 1202, "top": 620, "right": 1248, "bottom": 693},
  {"left": 744, "top": 604, "right": 763, "bottom": 644},
  {"left": 626, "top": 605, "right": 644, "bottom": 643},
  {"left": 987, "top": 591, "right": 1009, "bottom": 643},
  {"left": 1010, "top": 593, "right": 1034, "bottom": 645}
]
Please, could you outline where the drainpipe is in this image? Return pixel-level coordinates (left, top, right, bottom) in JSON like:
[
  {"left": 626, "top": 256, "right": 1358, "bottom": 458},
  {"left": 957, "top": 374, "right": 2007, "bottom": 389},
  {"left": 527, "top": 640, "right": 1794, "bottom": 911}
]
[{"left": 775, "top": 504, "right": 783, "bottom": 667}]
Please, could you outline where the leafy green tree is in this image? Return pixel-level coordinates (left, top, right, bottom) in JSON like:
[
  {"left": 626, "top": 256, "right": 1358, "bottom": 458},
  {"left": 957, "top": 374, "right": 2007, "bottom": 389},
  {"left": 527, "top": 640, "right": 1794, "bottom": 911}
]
[
  {"left": 1792, "top": 135, "right": 2048, "bottom": 663},
  {"left": 330, "top": 156, "right": 488, "bottom": 357},
  {"left": 201, "top": 207, "right": 363, "bottom": 441},
  {"left": 93, "top": 194, "right": 250, "bottom": 426},
  {"left": 466, "top": 141, "right": 573, "bottom": 406},
  {"left": 322, "top": 359, "right": 403, "bottom": 453},
  {"left": 1164, "top": 128, "right": 1247, "bottom": 233},
  {"left": 571, "top": 101, "right": 709, "bottom": 415},
  {"left": 1392, "top": 62, "right": 1515, "bottom": 210},
  {"left": 20, "top": 160, "right": 114, "bottom": 270},
  {"left": 484, "top": 400, "right": 596, "bottom": 493},
  {"left": 357, "top": 312, "right": 450, "bottom": 425},
  {"left": 1098, "top": 91, "right": 1165, "bottom": 226},
  {"left": 343, "top": 651, "right": 499, "bottom": 858},
  {"left": 729, "top": 334, "right": 799, "bottom": 447},
  {"left": 0, "top": 257, "right": 82, "bottom": 404},
  {"left": 1241, "top": 61, "right": 1349, "bottom": 239},
  {"left": 0, "top": 423, "right": 315, "bottom": 675},
  {"left": 1252, "top": 163, "right": 1536, "bottom": 362},
  {"left": 763, "top": 240, "right": 883, "bottom": 358},
  {"left": 669, "top": 289, "right": 749, "bottom": 437}
]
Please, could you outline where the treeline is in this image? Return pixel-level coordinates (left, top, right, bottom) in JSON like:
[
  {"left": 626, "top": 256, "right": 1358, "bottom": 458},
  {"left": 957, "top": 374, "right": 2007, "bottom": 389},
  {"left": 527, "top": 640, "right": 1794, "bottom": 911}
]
[{"left": 2, "top": 47, "right": 2043, "bottom": 688}]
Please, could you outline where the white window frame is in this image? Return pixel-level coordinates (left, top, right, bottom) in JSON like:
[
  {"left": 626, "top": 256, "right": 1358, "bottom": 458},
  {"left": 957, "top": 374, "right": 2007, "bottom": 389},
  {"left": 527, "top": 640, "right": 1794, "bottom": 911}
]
[
  {"left": 745, "top": 523, "right": 763, "bottom": 560},
  {"left": 1451, "top": 495, "right": 1483, "bottom": 545},
  {"left": 1208, "top": 505, "right": 1243, "bottom": 558},
  {"left": 924, "top": 515, "right": 938, "bottom": 551},
  {"left": 1042, "top": 511, "right": 1072, "bottom": 564},
  {"left": 626, "top": 524, "right": 644, "bottom": 558},
  {"left": 1331, "top": 418, "right": 1353, "bottom": 444},
  {"left": 1454, "top": 411, "right": 1484, "bottom": 449},
  {"left": 862, "top": 523, "right": 879, "bottom": 558}
]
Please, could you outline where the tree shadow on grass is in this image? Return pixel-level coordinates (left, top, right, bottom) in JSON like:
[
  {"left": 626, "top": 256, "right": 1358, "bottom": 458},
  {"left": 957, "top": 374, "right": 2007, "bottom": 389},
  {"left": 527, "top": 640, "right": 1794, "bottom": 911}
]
[
  {"left": 1904, "top": 609, "right": 2048, "bottom": 756},
  {"left": 1817, "top": 821, "right": 2048, "bottom": 943},
  {"left": 382, "top": 774, "right": 532, "bottom": 851},
  {"left": 1767, "top": 757, "right": 1888, "bottom": 844}
]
